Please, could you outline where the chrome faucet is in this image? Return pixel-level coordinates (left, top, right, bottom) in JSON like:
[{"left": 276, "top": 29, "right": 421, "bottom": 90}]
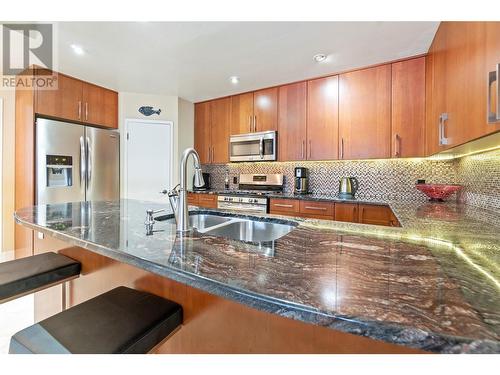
[{"left": 166, "top": 148, "right": 205, "bottom": 233}]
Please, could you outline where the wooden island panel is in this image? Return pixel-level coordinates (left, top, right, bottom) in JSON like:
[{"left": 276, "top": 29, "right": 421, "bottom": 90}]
[{"left": 29, "top": 246, "right": 424, "bottom": 354}]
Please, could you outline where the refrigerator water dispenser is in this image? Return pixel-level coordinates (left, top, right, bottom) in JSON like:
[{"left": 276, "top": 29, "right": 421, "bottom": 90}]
[{"left": 46, "top": 155, "right": 73, "bottom": 187}]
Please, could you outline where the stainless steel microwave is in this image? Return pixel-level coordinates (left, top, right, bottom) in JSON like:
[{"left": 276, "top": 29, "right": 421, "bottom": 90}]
[{"left": 229, "top": 131, "right": 277, "bottom": 162}]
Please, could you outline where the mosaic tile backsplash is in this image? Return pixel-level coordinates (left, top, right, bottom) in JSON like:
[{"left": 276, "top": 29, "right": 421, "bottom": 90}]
[
  {"left": 202, "top": 148, "right": 500, "bottom": 210},
  {"left": 455, "top": 148, "right": 500, "bottom": 211},
  {"left": 203, "top": 158, "right": 457, "bottom": 202}
]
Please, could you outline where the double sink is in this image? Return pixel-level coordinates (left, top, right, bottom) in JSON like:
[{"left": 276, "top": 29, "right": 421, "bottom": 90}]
[{"left": 158, "top": 213, "right": 296, "bottom": 243}]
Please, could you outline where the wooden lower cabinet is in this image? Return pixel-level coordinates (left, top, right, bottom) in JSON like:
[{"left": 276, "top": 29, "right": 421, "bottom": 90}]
[
  {"left": 298, "top": 200, "right": 334, "bottom": 219},
  {"left": 358, "top": 204, "right": 400, "bottom": 227},
  {"left": 188, "top": 193, "right": 218, "bottom": 208},
  {"left": 187, "top": 193, "right": 199, "bottom": 206},
  {"left": 269, "top": 198, "right": 300, "bottom": 215},
  {"left": 334, "top": 203, "right": 359, "bottom": 223},
  {"left": 270, "top": 198, "right": 399, "bottom": 227}
]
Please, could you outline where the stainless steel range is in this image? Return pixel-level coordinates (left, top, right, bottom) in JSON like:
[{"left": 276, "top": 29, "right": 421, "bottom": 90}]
[{"left": 217, "top": 174, "right": 284, "bottom": 214}]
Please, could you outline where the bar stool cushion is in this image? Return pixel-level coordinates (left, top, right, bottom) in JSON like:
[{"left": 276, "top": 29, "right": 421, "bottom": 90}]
[
  {"left": 9, "top": 286, "right": 183, "bottom": 354},
  {"left": 0, "top": 252, "right": 81, "bottom": 303}
]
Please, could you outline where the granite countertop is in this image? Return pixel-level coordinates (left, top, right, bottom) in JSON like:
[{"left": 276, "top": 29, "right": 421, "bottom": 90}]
[
  {"left": 189, "top": 189, "right": 395, "bottom": 206},
  {"left": 14, "top": 199, "right": 500, "bottom": 353}
]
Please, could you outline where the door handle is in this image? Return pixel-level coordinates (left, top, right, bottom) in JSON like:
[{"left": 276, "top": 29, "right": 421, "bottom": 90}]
[
  {"left": 253, "top": 115, "right": 257, "bottom": 132},
  {"left": 259, "top": 137, "right": 264, "bottom": 159},
  {"left": 439, "top": 113, "right": 449, "bottom": 146},
  {"left": 487, "top": 63, "right": 500, "bottom": 123},
  {"left": 304, "top": 206, "right": 327, "bottom": 211},
  {"left": 86, "top": 136, "right": 92, "bottom": 188},
  {"left": 79, "top": 136, "right": 86, "bottom": 185},
  {"left": 394, "top": 134, "right": 401, "bottom": 157},
  {"left": 248, "top": 115, "right": 252, "bottom": 132},
  {"left": 78, "top": 101, "right": 82, "bottom": 120},
  {"left": 340, "top": 137, "right": 344, "bottom": 159},
  {"left": 308, "top": 140, "right": 312, "bottom": 159},
  {"left": 85, "top": 102, "right": 88, "bottom": 121}
]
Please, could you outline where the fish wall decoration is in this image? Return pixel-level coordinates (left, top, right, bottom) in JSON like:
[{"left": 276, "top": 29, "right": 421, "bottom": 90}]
[{"left": 138, "top": 106, "right": 161, "bottom": 116}]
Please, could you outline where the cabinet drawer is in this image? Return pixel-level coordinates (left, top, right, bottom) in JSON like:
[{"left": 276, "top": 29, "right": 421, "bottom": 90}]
[
  {"left": 269, "top": 198, "right": 300, "bottom": 215},
  {"left": 187, "top": 193, "right": 199, "bottom": 205},
  {"left": 334, "top": 203, "right": 359, "bottom": 223},
  {"left": 299, "top": 200, "right": 334, "bottom": 217},
  {"left": 358, "top": 204, "right": 399, "bottom": 227},
  {"left": 197, "top": 194, "right": 218, "bottom": 208}
]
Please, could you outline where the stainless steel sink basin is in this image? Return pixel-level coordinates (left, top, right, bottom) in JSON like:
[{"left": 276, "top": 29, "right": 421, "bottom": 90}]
[
  {"left": 203, "top": 219, "right": 295, "bottom": 242},
  {"left": 158, "top": 212, "right": 296, "bottom": 243},
  {"left": 159, "top": 213, "right": 232, "bottom": 230}
]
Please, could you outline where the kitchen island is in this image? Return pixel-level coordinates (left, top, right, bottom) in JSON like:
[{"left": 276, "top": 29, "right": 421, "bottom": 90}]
[{"left": 14, "top": 199, "right": 500, "bottom": 353}]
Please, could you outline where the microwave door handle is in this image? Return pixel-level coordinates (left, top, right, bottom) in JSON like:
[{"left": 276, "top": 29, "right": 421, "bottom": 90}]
[{"left": 259, "top": 137, "right": 264, "bottom": 159}]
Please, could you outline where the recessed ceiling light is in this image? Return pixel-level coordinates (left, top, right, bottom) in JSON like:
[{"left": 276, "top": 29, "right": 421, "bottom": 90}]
[
  {"left": 229, "top": 76, "right": 239, "bottom": 84},
  {"left": 70, "top": 44, "right": 85, "bottom": 56},
  {"left": 313, "top": 53, "right": 327, "bottom": 63}
]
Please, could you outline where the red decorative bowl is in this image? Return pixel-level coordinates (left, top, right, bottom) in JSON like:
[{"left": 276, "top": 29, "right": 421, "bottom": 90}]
[{"left": 415, "top": 184, "right": 462, "bottom": 202}]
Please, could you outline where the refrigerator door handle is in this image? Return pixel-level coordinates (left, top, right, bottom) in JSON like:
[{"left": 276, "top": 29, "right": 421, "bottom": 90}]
[
  {"left": 79, "top": 136, "right": 86, "bottom": 185},
  {"left": 86, "top": 136, "right": 92, "bottom": 189}
]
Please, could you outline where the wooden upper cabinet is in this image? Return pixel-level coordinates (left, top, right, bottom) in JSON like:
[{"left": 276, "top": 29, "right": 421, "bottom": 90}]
[
  {"left": 230, "top": 92, "right": 254, "bottom": 135},
  {"left": 426, "top": 22, "right": 500, "bottom": 155},
  {"left": 194, "top": 102, "right": 211, "bottom": 164},
  {"left": 35, "top": 71, "right": 83, "bottom": 122},
  {"left": 339, "top": 65, "right": 391, "bottom": 160},
  {"left": 278, "top": 82, "right": 307, "bottom": 161},
  {"left": 307, "top": 76, "right": 339, "bottom": 161},
  {"left": 254, "top": 87, "right": 278, "bottom": 132},
  {"left": 35, "top": 69, "right": 117, "bottom": 128},
  {"left": 210, "top": 97, "right": 231, "bottom": 163},
  {"left": 425, "top": 25, "right": 448, "bottom": 156},
  {"left": 486, "top": 22, "right": 500, "bottom": 132},
  {"left": 391, "top": 57, "right": 425, "bottom": 158},
  {"left": 82, "top": 83, "right": 118, "bottom": 128}
]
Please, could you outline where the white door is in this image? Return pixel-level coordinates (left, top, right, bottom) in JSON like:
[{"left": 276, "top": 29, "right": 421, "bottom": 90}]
[{"left": 125, "top": 119, "right": 173, "bottom": 203}]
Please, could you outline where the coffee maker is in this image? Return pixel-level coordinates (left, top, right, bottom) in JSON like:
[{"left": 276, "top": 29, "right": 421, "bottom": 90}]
[{"left": 294, "top": 167, "right": 309, "bottom": 195}]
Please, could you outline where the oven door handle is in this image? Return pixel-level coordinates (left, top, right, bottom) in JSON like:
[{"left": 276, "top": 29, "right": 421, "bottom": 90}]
[{"left": 259, "top": 137, "right": 264, "bottom": 159}]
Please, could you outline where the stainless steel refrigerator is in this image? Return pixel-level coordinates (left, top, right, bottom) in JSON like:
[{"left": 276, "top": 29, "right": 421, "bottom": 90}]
[{"left": 36, "top": 118, "right": 120, "bottom": 205}]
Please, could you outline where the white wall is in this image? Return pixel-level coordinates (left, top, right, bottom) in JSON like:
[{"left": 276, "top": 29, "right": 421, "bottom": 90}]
[
  {"left": 118, "top": 92, "right": 194, "bottom": 196},
  {"left": 0, "top": 90, "right": 15, "bottom": 253}
]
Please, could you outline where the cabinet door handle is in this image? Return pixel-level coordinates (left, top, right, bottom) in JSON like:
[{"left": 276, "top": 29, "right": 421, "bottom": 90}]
[
  {"left": 211, "top": 147, "right": 214, "bottom": 163},
  {"left": 85, "top": 102, "right": 88, "bottom": 121},
  {"left": 253, "top": 115, "right": 257, "bottom": 132},
  {"left": 308, "top": 140, "right": 312, "bottom": 159},
  {"left": 78, "top": 101, "right": 82, "bottom": 120},
  {"left": 394, "top": 134, "right": 401, "bottom": 157},
  {"left": 438, "top": 113, "right": 449, "bottom": 146},
  {"left": 340, "top": 137, "right": 344, "bottom": 159},
  {"left": 207, "top": 148, "right": 210, "bottom": 163},
  {"left": 304, "top": 206, "right": 327, "bottom": 211},
  {"left": 487, "top": 63, "right": 500, "bottom": 123},
  {"left": 248, "top": 115, "right": 252, "bottom": 132},
  {"left": 301, "top": 140, "right": 305, "bottom": 159},
  {"left": 274, "top": 203, "right": 293, "bottom": 208}
]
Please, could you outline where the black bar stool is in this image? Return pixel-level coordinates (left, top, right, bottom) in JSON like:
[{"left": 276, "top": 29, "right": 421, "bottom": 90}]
[
  {"left": 0, "top": 252, "right": 81, "bottom": 304},
  {"left": 9, "top": 286, "right": 183, "bottom": 354}
]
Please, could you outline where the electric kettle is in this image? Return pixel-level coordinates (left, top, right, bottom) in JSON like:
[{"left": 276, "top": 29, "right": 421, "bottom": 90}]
[{"left": 339, "top": 177, "right": 359, "bottom": 199}]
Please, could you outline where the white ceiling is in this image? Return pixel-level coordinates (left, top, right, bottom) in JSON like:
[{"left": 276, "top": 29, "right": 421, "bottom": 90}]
[{"left": 55, "top": 22, "right": 439, "bottom": 102}]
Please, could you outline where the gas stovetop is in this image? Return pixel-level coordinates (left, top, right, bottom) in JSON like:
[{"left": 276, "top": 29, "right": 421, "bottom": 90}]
[{"left": 219, "top": 190, "right": 283, "bottom": 197}]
